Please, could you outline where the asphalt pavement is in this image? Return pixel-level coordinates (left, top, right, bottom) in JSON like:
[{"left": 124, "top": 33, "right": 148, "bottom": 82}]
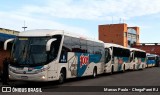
[{"left": 0, "top": 67, "right": 160, "bottom": 95}]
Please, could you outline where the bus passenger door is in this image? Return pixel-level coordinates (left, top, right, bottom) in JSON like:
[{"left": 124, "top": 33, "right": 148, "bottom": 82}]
[{"left": 105, "top": 48, "right": 112, "bottom": 72}]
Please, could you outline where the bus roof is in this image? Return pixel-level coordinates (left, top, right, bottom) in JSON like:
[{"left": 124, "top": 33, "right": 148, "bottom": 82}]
[
  {"left": 18, "top": 29, "right": 104, "bottom": 43},
  {"left": 129, "top": 48, "right": 146, "bottom": 52},
  {"left": 104, "top": 43, "right": 126, "bottom": 49},
  {"left": 147, "top": 53, "right": 158, "bottom": 57}
]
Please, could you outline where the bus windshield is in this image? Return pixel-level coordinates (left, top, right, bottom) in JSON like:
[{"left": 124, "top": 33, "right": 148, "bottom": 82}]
[
  {"left": 11, "top": 37, "right": 50, "bottom": 67},
  {"left": 11, "top": 35, "right": 62, "bottom": 67},
  {"left": 113, "top": 47, "right": 130, "bottom": 57},
  {"left": 148, "top": 56, "right": 156, "bottom": 60},
  {"left": 134, "top": 51, "right": 146, "bottom": 58}
]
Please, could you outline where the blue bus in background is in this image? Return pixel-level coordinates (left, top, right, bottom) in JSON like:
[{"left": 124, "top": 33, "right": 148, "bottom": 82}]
[
  {"left": 0, "top": 32, "right": 17, "bottom": 77},
  {"left": 146, "top": 54, "right": 159, "bottom": 67}
]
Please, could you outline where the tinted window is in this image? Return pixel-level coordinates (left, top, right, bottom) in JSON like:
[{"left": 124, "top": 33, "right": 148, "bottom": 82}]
[
  {"left": 94, "top": 42, "right": 103, "bottom": 54},
  {"left": 123, "top": 49, "right": 130, "bottom": 57},
  {"left": 61, "top": 36, "right": 104, "bottom": 56},
  {"left": 48, "top": 35, "right": 62, "bottom": 62},
  {"left": 71, "top": 37, "right": 81, "bottom": 52},
  {"left": 63, "top": 36, "right": 72, "bottom": 52},
  {"left": 113, "top": 47, "right": 130, "bottom": 57},
  {"left": 113, "top": 47, "right": 122, "bottom": 56},
  {"left": 148, "top": 57, "right": 156, "bottom": 60},
  {"left": 134, "top": 51, "right": 146, "bottom": 58},
  {"left": 80, "top": 39, "right": 87, "bottom": 53},
  {"left": 87, "top": 41, "right": 94, "bottom": 54}
]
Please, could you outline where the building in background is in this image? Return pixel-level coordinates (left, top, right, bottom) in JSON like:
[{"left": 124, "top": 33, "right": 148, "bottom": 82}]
[
  {"left": 98, "top": 23, "right": 140, "bottom": 47},
  {"left": 0, "top": 28, "right": 19, "bottom": 41},
  {"left": 127, "top": 27, "right": 140, "bottom": 47},
  {"left": 132, "top": 43, "right": 160, "bottom": 56},
  {"left": 98, "top": 23, "right": 160, "bottom": 56},
  {"left": 0, "top": 28, "right": 19, "bottom": 72}
]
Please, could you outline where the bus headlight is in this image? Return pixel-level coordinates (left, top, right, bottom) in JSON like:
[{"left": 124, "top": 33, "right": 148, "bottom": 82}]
[
  {"left": 9, "top": 67, "right": 16, "bottom": 73},
  {"left": 35, "top": 66, "right": 49, "bottom": 73},
  {"left": 41, "top": 76, "right": 45, "bottom": 79}
]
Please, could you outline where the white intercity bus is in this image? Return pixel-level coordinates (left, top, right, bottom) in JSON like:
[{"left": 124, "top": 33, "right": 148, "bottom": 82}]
[
  {"left": 104, "top": 43, "right": 131, "bottom": 73},
  {"left": 129, "top": 48, "right": 146, "bottom": 70},
  {"left": 4, "top": 29, "right": 105, "bottom": 83}
]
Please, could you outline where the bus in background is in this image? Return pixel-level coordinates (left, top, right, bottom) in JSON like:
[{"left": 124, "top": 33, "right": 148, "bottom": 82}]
[
  {"left": 129, "top": 48, "right": 146, "bottom": 70},
  {"left": 104, "top": 43, "right": 130, "bottom": 74},
  {"left": 155, "top": 55, "right": 160, "bottom": 67},
  {"left": 0, "top": 31, "right": 17, "bottom": 77},
  {"left": 146, "top": 53, "right": 159, "bottom": 67},
  {"left": 4, "top": 29, "right": 105, "bottom": 83}
]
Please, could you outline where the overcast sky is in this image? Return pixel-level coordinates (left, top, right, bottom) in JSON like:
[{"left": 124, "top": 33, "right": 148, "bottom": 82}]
[{"left": 0, "top": 0, "right": 160, "bottom": 43}]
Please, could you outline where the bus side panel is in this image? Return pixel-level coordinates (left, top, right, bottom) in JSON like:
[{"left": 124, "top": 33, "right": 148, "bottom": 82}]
[
  {"left": 67, "top": 52, "right": 78, "bottom": 78},
  {"left": 113, "top": 56, "right": 129, "bottom": 72},
  {"left": 123, "top": 57, "right": 130, "bottom": 70},
  {"left": 135, "top": 58, "right": 146, "bottom": 69},
  {"left": 75, "top": 53, "right": 102, "bottom": 77},
  {"left": 58, "top": 52, "right": 103, "bottom": 79},
  {"left": 104, "top": 60, "right": 112, "bottom": 73},
  {"left": 147, "top": 60, "right": 155, "bottom": 67}
]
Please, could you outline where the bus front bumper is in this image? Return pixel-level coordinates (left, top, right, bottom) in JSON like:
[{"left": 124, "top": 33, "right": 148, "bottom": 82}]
[{"left": 9, "top": 71, "right": 48, "bottom": 82}]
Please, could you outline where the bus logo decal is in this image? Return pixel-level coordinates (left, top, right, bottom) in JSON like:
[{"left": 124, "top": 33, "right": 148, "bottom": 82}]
[{"left": 80, "top": 54, "right": 89, "bottom": 68}]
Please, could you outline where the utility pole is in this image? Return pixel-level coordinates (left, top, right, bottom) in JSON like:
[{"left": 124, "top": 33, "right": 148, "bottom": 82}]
[
  {"left": 119, "top": 18, "right": 122, "bottom": 23},
  {"left": 22, "top": 21, "right": 27, "bottom": 31}
]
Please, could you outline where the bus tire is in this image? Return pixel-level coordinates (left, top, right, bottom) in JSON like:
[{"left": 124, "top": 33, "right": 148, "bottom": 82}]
[
  {"left": 133, "top": 64, "right": 135, "bottom": 71},
  {"left": 93, "top": 67, "right": 97, "bottom": 78},
  {"left": 110, "top": 66, "right": 114, "bottom": 74},
  {"left": 58, "top": 69, "right": 66, "bottom": 84},
  {"left": 122, "top": 65, "right": 125, "bottom": 73},
  {"left": 141, "top": 64, "right": 144, "bottom": 70}
]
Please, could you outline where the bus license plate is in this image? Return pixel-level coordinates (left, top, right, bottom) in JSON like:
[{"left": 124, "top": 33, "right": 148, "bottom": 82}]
[{"left": 21, "top": 76, "right": 28, "bottom": 79}]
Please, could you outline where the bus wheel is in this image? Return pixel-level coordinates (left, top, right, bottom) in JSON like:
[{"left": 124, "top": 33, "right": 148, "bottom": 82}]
[
  {"left": 141, "top": 65, "right": 144, "bottom": 70},
  {"left": 110, "top": 66, "right": 114, "bottom": 74},
  {"left": 58, "top": 70, "right": 66, "bottom": 84},
  {"left": 93, "top": 67, "right": 97, "bottom": 78},
  {"left": 133, "top": 65, "right": 135, "bottom": 71},
  {"left": 122, "top": 65, "right": 125, "bottom": 73}
]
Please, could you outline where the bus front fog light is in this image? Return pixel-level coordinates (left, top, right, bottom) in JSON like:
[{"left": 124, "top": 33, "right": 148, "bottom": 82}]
[{"left": 42, "top": 76, "right": 45, "bottom": 79}]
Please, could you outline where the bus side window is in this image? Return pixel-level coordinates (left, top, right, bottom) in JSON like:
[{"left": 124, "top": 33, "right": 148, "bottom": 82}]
[
  {"left": 87, "top": 41, "right": 94, "bottom": 54},
  {"left": 62, "top": 36, "right": 72, "bottom": 52},
  {"left": 94, "top": 42, "right": 102, "bottom": 55},
  {"left": 59, "top": 36, "right": 71, "bottom": 63},
  {"left": 71, "top": 37, "right": 81, "bottom": 53},
  {"left": 80, "top": 39, "right": 87, "bottom": 53}
]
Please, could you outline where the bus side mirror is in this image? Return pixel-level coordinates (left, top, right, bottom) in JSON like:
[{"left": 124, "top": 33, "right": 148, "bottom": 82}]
[
  {"left": 46, "top": 38, "right": 57, "bottom": 51},
  {"left": 4, "top": 39, "right": 14, "bottom": 50}
]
